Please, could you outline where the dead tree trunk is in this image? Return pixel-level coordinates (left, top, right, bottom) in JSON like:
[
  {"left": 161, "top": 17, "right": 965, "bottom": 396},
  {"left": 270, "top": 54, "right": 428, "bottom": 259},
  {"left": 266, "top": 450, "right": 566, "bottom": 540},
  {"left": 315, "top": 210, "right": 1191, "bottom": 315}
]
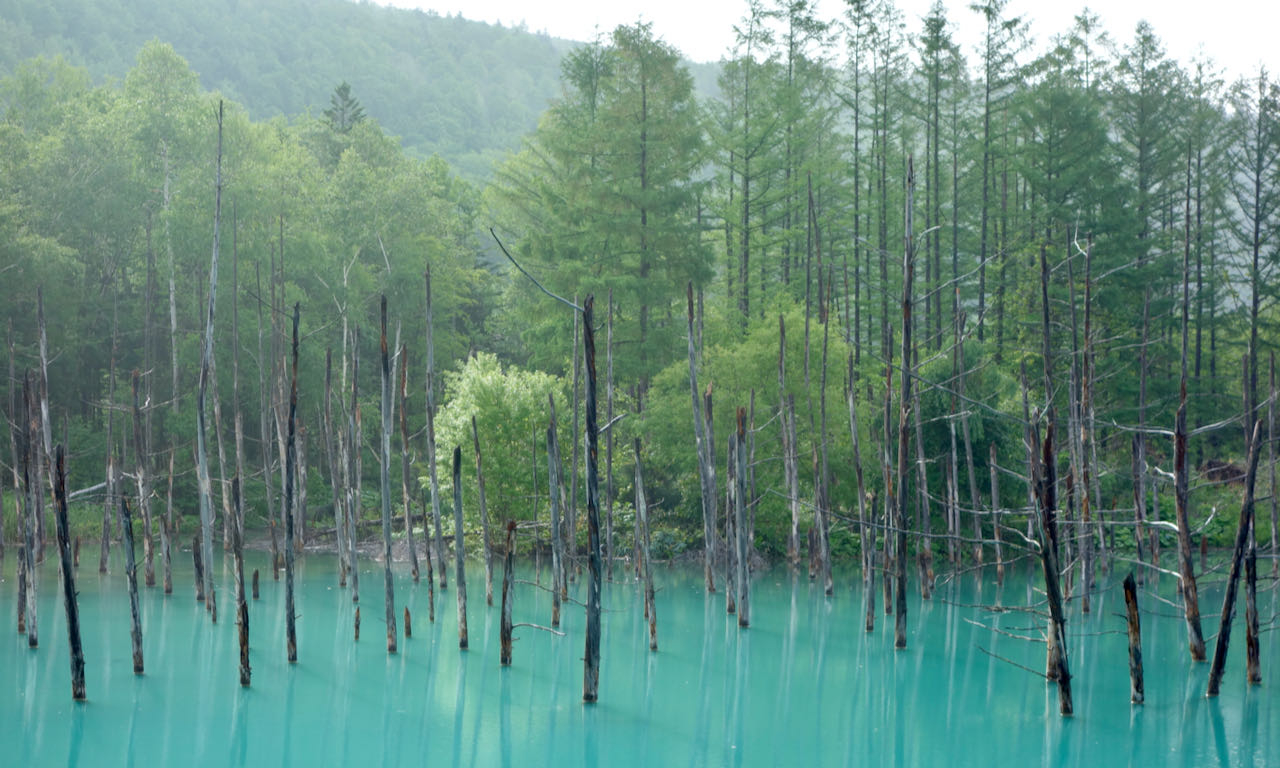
[
  {"left": 547, "top": 398, "right": 565, "bottom": 628},
  {"left": 195, "top": 101, "right": 224, "bottom": 619},
  {"left": 472, "top": 416, "right": 492, "bottom": 606},
  {"left": 724, "top": 429, "right": 737, "bottom": 615},
  {"left": 22, "top": 374, "right": 38, "bottom": 647},
  {"left": 1206, "top": 421, "right": 1261, "bottom": 696},
  {"left": 425, "top": 269, "right": 446, "bottom": 591},
  {"left": 605, "top": 290, "right": 615, "bottom": 579},
  {"left": 736, "top": 408, "right": 750, "bottom": 627},
  {"left": 634, "top": 438, "right": 657, "bottom": 650},
  {"left": 1123, "top": 572, "right": 1143, "bottom": 704},
  {"left": 53, "top": 447, "right": 86, "bottom": 698},
  {"left": 845, "top": 353, "right": 874, "bottom": 631},
  {"left": 892, "top": 159, "right": 916, "bottom": 651},
  {"left": 119, "top": 495, "right": 144, "bottom": 674},
  {"left": 395, "top": 346, "right": 418, "bottom": 582},
  {"left": 347, "top": 329, "right": 361, "bottom": 603},
  {"left": 131, "top": 372, "right": 155, "bottom": 588},
  {"left": 1174, "top": 330, "right": 1206, "bottom": 660},
  {"left": 233, "top": 478, "right": 250, "bottom": 686},
  {"left": 284, "top": 303, "right": 300, "bottom": 663},
  {"left": 582, "top": 295, "right": 602, "bottom": 703},
  {"left": 99, "top": 313, "right": 116, "bottom": 573},
  {"left": 989, "top": 443, "right": 1004, "bottom": 583},
  {"left": 500, "top": 521, "right": 515, "bottom": 665},
  {"left": 452, "top": 446, "right": 468, "bottom": 650},
  {"left": 687, "top": 284, "right": 716, "bottom": 592},
  {"left": 781, "top": 316, "right": 798, "bottom": 566},
  {"left": 1034, "top": 421, "right": 1073, "bottom": 716},
  {"left": 325, "top": 349, "right": 347, "bottom": 585},
  {"left": 379, "top": 297, "right": 397, "bottom": 654}
]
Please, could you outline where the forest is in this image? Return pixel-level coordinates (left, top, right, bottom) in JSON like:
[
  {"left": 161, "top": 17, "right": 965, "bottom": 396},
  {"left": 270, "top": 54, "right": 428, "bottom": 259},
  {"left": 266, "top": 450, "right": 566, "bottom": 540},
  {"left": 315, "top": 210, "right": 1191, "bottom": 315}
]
[{"left": 1, "top": 0, "right": 1278, "bottom": 671}]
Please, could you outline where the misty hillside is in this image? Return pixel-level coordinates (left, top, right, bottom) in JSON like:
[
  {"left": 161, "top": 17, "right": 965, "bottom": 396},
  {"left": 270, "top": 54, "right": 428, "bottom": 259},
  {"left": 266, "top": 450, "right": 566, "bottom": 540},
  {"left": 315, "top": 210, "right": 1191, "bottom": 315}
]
[{"left": 0, "top": 0, "right": 574, "bottom": 177}]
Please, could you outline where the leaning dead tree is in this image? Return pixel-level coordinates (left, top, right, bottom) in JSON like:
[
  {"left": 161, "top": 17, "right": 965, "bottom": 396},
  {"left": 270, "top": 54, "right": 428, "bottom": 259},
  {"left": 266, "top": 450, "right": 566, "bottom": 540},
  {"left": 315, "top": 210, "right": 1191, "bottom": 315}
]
[
  {"left": 53, "top": 446, "right": 86, "bottom": 699},
  {"left": 1206, "top": 420, "right": 1262, "bottom": 697},
  {"left": 425, "top": 267, "right": 446, "bottom": 592}
]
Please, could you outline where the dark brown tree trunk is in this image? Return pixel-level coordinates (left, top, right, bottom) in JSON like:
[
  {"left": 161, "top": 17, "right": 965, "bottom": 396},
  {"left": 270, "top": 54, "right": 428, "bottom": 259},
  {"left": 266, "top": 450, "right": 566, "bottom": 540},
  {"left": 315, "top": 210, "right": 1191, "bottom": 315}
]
[
  {"left": 582, "top": 296, "right": 602, "bottom": 703},
  {"left": 284, "top": 304, "right": 300, "bottom": 663},
  {"left": 452, "top": 446, "right": 468, "bottom": 650},
  {"left": 233, "top": 478, "right": 250, "bottom": 686},
  {"left": 500, "top": 521, "right": 515, "bottom": 666},
  {"left": 1206, "top": 422, "right": 1262, "bottom": 696},
  {"left": 119, "top": 496, "right": 143, "bottom": 674},
  {"left": 53, "top": 447, "right": 86, "bottom": 699},
  {"left": 1123, "top": 572, "right": 1143, "bottom": 704}
]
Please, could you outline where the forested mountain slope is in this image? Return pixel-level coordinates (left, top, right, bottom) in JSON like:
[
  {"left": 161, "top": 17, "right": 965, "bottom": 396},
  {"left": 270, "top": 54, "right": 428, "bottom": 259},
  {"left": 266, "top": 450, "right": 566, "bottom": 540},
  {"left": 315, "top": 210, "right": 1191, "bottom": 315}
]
[{"left": 0, "top": 0, "right": 571, "bottom": 177}]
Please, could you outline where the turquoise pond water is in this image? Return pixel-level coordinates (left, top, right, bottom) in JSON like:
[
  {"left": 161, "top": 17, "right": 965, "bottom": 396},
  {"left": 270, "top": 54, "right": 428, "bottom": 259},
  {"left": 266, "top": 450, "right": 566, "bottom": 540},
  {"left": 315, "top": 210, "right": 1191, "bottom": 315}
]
[{"left": 1, "top": 546, "right": 1276, "bottom": 767}]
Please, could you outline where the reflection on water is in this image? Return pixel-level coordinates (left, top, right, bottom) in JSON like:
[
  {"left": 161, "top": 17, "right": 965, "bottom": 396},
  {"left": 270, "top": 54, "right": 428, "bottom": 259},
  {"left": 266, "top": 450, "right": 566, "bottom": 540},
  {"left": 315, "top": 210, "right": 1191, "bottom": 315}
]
[{"left": 1, "top": 549, "right": 1276, "bottom": 767}]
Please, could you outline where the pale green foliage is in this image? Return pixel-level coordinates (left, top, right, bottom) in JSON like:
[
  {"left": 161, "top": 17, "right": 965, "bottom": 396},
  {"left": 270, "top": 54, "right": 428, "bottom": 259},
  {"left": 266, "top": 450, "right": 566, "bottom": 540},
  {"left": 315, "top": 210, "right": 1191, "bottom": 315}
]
[{"left": 431, "top": 352, "right": 568, "bottom": 525}]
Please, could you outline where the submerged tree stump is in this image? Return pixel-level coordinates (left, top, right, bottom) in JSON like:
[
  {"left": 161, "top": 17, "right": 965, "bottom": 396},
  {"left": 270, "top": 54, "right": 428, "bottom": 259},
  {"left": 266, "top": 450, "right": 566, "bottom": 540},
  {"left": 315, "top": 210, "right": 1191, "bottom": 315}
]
[
  {"left": 1123, "top": 572, "right": 1143, "bottom": 704},
  {"left": 500, "top": 521, "right": 515, "bottom": 666}
]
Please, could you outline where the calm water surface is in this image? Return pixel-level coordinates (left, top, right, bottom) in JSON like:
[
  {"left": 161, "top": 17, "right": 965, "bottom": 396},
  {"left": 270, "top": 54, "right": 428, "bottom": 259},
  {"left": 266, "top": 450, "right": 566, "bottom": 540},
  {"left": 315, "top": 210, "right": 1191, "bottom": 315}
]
[{"left": 1, "top": 547, "right": 1275, "bottom": 766}]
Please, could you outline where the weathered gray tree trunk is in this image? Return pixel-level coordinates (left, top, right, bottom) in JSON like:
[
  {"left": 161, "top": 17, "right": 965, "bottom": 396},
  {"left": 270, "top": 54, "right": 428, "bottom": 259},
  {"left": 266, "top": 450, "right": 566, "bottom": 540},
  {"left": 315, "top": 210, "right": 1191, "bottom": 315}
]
[
  {"left": 472, "top": 416, "right": 492, "bottom": 605},
  {"left": 131, "top": 372, "right": 155, "bottom": 588},
  {"left": 255, "top": 264, "right": 278, "bottom": 581},
  {"left": 325, "top": 349, "right": 347, "bottom": 585},
  {"left": 845, "top": 353, "right": 874, "bottom": 632},
  {"left": 687, "top": 284, "right": 716, "bottom": 592},
  {"left": 724, "top": 429, "right": 737, "bottom": 616},
  {"left": 452, "top": 446, "right": 468, "bottom": 649},
  {"left": 233, "top": 478, "right": 250, "bottom": 686},
  {"left": 99, "top": 312, "right": 116, "bottom": 573},
  {"left": 547, "top": 397, "right": 565, "bottom": 628},
  {"left": 1174, "top": 257, "right": 1206, "bottom": 661},
  {"left": 23, "top": 374, "right": 39, "bottom": 647},
  {"left": 53, "top": 447, "right": 86, "bottom": 699},
  {"left": 605, "top": 290, "right": 615, "bottom": 579},
  {"left": 347, "top": 329, "right": 361, "bottom": 603},
  {"left": 379, "top": 297, "right": 398, "bottom": 654},
  {"left": 400, "top": 346, "right": 420, "bottom": 582},
  {"left": 425, "top": 269, "right": 446, "bottom": 591},
  {"left": 634, "top": 438, "right": 657, "bottom": 651},
  {"left": 195, "top": 101, "right": 224, "bottom": 620},
  {"left": 989, "top": 443, "right": 1004, "bottom": 583}
]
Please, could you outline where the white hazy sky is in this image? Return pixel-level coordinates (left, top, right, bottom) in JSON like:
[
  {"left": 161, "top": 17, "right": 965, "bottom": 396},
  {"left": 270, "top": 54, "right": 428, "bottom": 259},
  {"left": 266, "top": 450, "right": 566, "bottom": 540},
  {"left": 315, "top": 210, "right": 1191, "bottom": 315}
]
[{"left": 374, "top": 0, "right": 1274, "bottom": 81}]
